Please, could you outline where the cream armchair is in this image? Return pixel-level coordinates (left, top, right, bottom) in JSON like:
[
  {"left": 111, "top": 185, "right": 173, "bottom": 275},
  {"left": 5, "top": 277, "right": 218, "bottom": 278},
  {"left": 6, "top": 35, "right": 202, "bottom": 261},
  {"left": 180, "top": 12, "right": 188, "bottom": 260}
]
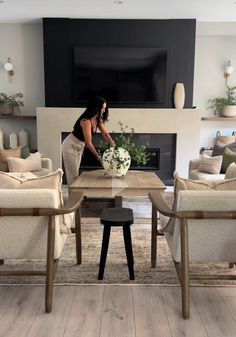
[
  {"left": 0, "top": 189, "right": 83, "bottom": 313},
  {"left": 149, "top": 189, "right": 236, "bottom": 319}
]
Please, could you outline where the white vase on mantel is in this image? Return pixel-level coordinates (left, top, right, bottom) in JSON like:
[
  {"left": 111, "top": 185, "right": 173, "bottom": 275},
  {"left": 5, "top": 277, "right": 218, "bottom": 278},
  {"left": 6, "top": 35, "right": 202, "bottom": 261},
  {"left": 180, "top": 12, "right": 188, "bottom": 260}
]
[{"left": 174, "top": 83, "right": 185, "bottom": 109}]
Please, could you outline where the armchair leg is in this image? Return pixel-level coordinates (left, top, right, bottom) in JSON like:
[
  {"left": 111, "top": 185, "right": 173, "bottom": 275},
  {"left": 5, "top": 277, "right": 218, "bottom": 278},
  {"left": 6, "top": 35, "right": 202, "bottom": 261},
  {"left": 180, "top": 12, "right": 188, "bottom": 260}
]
[
  {"left": 75, "top": 207, "right": 82, "bottom": 265},
  {"left": 45, "top": 216, "right": 56, "bottom": 313},
  {"left": 151, "top": 204, "right": 158, "bottom": 268},
  {"left": 181, "top": 218, "right": 190, "bottom": 319}
]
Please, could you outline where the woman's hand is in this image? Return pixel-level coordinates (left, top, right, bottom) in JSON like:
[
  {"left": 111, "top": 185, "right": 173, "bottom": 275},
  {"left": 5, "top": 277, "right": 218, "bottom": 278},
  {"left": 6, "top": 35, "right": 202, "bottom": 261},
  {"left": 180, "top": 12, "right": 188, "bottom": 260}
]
[{"left": 110, "top": 141, "right": 116, "bottom": 148}]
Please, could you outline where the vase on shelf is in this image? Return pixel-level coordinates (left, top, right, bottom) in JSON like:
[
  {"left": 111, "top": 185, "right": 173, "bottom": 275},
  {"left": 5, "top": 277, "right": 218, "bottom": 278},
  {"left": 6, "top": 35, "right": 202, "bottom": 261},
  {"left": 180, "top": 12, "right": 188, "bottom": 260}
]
[
  {"left": 0, "top": 103, "right": 14, "bottom": 116},
  {"left": 9, "top": 132, "right": 18, "bottom": 148},
  {"left": 18, "top": 129, "right": 29, "bottom": 147},
  {"left": 174, "top": 83, "right": 185, "bottom": 109}
]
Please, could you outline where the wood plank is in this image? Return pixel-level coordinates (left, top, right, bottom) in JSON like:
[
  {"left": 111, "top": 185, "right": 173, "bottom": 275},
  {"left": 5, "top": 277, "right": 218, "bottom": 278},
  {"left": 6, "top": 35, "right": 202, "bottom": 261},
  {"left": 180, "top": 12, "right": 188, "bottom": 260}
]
[
  {"left": 100, "top": 285, "right": 135, "bottom": 337},
  {"left": 191, "top": 287, "right": 236, "bottom": 337},
  {"left": 64, "top": 285, "right": 104, "bottom": 337},
  {"left": 133, "top": 285, "right": 172, "bottom": 337},
  {"left": 161, "top": 287, "right": 207, "bottom": 337},
  {"left": 0, "top": 286, "right": 20, "bottom": 317},
  {"left": 27, "top": 286, "right": 76, "bottom": 337},
  {"left": 216, "top": 286, "right": 236, "bottom": 297},
  {"left": 0, "top": 286, "right": 43, "bottom": 337}
]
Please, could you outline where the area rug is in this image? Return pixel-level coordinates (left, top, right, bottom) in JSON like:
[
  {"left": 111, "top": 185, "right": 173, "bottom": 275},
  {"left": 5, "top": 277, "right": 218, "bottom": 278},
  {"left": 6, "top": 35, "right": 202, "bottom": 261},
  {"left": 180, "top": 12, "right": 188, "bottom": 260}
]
[{"left": 1, "top": 223, "right": 236, "bottom": 285}]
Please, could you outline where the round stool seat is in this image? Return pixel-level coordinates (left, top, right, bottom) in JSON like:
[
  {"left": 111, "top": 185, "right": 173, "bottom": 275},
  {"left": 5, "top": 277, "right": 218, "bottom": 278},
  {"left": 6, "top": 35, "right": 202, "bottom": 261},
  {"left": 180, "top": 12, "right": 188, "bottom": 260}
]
[{"left": 101, "top": 207, "right": 133, "bottom": 226}]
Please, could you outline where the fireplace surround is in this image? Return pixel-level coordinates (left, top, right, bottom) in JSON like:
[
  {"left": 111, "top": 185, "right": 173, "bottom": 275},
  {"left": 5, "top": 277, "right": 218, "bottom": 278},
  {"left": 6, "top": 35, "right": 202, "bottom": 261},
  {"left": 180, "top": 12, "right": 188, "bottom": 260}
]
[{"left": 37, "top": 107, "right": 200, "bottom": 183}]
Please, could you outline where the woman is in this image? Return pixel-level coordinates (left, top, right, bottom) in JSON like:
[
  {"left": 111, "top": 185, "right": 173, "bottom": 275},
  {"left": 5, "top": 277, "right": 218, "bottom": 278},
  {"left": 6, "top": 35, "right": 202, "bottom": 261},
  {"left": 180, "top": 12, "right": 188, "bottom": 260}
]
[{"left": 62, "top": 96, "right": 116, "bottom": 187}]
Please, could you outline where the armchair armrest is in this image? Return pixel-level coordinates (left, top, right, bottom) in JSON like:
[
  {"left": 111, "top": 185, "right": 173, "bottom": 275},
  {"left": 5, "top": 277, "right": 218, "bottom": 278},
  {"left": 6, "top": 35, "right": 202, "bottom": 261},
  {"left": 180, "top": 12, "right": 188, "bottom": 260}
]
[
  {"left": 188, "top": 158, "right": 201, "bottom": 171},
  {"left": 41, "top": 157, "right": 53, "bottom": 172},
  {"left": 149, "top": 191, "right": 236, "bottom": 221},
  {"left": 0, "top": 191, "right": 83, "bottom": 217}
]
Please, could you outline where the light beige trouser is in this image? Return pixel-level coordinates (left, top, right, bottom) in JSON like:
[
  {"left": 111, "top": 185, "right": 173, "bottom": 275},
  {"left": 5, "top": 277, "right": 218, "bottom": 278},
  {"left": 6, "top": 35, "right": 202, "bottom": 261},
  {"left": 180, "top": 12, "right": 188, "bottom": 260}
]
[{"left": 62, "top": 133, "right": 85, "bottom": 187}]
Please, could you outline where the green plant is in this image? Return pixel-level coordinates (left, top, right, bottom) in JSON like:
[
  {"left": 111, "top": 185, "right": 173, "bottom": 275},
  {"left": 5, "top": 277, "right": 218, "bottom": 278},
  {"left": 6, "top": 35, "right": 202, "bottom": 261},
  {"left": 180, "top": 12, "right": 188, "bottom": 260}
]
[
  {"left": 99, "top": 121, "right": 153, "bottom": 166},
  {"left": 208, "top": 85, "right": 236, "bottom": 114},
  {"left": 0, "top": 92, "right": 24, "bottom": 110}
]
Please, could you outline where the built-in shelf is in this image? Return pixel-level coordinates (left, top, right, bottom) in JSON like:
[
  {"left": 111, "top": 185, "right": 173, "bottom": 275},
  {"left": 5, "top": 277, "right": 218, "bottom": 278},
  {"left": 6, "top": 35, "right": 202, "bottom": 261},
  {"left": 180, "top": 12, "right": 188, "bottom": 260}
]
[
  {"left": 201, "top": 117, "right": 236, "bottom": 121},
  {"left": 0, "top": 115, "right": 36, "bottom": 120}
]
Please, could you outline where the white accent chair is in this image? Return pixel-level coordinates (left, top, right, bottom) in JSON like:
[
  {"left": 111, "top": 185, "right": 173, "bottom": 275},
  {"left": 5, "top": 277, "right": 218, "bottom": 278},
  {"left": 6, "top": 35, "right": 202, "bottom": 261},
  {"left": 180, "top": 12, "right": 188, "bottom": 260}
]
[
  {"left": 149, "top": 189, "right": 236, "bottom": 319},
  {"left": 0, "top": 189, "right": 83, "bottom": 313}
]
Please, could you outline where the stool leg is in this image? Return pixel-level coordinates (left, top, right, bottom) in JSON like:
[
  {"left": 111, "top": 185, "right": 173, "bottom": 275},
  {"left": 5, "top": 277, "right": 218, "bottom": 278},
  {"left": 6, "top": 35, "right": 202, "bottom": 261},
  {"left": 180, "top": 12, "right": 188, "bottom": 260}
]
[
  {"left": 98, "top": 226, "right": 111, "bottom": 280},
  {"left": 123, "top": 226, "right": 135, "bottom": 280}
]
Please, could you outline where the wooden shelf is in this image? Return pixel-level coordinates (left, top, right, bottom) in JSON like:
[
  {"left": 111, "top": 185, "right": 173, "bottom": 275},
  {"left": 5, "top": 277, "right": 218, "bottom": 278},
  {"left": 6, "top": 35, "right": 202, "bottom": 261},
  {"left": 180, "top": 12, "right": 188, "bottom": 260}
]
[
  {"left": 0, "top": 115, "right": 36, "bottom": 120},
  {"left": 201, "top": 116, "right": 236, "bottom": 121}
]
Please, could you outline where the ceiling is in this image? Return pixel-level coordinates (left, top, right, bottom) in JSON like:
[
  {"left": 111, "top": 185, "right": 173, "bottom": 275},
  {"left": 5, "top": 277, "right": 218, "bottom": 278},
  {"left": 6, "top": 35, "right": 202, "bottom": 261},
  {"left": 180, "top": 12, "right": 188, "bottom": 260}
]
[{"left": 0, "top": 0, "right": 236, "bottom": 24}]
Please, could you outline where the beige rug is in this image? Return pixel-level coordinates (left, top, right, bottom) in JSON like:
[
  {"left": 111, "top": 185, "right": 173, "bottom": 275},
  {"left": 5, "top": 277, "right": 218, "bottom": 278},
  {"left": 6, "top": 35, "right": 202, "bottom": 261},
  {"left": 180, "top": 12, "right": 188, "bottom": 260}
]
[{"left": 1, "top": 223, "right": 236, "bottom": 285}]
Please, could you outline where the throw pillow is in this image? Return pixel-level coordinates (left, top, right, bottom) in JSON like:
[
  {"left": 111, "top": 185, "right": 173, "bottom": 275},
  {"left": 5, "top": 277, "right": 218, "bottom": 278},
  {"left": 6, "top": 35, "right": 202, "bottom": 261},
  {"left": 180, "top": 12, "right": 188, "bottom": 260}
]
[
  {"left": 212, "top": 141, "right": 236, "bottom": 157},
  {"left": 225, "top": 162, "right": 236, "bottom": 179},
  {"left": 165, "top": 172, "right": 236, "bottom": 233},
  {"left": 198, "top": 155, "right": 222, "bottom": 174},
  {"left": 0, "top": 147, "right": 21, "bottom": 172},
  {"left": 21, "top": 145, "right": 30, "bottom": 159},
  {"left": 7, "top": 152, "right": 42, "bottom": 172},
  {"left": 222, "top": 147, "right": 236, "bottom": 173}
]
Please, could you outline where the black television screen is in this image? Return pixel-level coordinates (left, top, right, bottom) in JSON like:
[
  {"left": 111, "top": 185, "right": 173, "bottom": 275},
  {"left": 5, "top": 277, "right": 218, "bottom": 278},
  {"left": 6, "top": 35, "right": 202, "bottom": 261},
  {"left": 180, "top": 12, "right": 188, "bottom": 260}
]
[{"left": 73, "top": 47, "right": 167, "bottom": 105}]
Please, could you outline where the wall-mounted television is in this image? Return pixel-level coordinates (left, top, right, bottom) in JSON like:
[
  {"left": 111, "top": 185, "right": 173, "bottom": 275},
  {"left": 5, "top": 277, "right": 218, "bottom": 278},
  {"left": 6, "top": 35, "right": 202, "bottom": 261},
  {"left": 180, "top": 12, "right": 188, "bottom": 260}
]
[{"left": 73, "top": 47, "right": 167, "bottom": 105}]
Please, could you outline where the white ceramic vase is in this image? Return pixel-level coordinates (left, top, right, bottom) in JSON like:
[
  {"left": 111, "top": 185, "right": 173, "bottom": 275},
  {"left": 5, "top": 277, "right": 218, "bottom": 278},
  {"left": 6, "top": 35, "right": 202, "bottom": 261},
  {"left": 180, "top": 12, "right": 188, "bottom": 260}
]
[
  {"left": 174, "top": 83, "right": 185, "bottom": 109},
  {"left": 102, "top": 147, "right": 131, "bottom": 177},
  {"left": 18, "top": 128, "right": 29, "bottom": 146},
  {"left": 9, "top": 132, "right": 18, "bottom": 148}
]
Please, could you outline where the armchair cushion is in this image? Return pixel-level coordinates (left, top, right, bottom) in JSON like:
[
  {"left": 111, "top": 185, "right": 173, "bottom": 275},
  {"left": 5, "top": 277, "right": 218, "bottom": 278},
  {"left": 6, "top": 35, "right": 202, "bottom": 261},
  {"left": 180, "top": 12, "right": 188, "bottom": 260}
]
[
  {"left": 164, "top": 173, "right": 236, "bottom": 233},
  {"left": 165, "top": 190, "right": 236, "bottom": 263},
  {"left": 0, "top": 169, "right": 71, "bottom": 234}
]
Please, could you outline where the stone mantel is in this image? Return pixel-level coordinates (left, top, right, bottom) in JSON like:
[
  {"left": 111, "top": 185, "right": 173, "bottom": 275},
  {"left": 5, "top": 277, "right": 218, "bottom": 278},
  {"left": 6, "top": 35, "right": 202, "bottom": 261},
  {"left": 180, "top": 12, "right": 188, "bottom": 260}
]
[{"left": 37, "top": 108, "right": 201, "bottom": 179}]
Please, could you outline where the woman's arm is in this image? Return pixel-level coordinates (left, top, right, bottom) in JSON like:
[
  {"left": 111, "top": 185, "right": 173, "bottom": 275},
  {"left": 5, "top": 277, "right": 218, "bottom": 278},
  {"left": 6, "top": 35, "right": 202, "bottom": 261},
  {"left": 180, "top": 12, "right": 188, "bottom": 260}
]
[
  {"left": 81, "top": 119, "right": 102, "bottom": 162},
  {"left": 98, "top": 122, "right": 116, "bottom": 147}
]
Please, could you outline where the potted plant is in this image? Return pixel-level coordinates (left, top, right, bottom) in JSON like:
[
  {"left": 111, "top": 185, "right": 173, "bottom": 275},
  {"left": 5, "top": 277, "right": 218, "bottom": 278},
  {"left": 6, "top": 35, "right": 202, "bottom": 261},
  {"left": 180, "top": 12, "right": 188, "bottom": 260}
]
[
  {"left": 0, "top": 92, "right": 24, "bottom": 116},
  {"left": 208, "top": 85, "right": 236, "bottom": 117},
  {"left": 99, "top": 122, "right": 154, "bottom": 177}
]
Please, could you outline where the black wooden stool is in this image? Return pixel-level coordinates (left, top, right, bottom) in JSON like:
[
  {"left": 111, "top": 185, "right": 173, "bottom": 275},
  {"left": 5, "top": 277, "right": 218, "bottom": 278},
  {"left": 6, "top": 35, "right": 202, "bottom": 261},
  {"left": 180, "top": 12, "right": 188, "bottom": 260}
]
[{"left": 98, "top": 207, "right": 134, "bottom": 280}]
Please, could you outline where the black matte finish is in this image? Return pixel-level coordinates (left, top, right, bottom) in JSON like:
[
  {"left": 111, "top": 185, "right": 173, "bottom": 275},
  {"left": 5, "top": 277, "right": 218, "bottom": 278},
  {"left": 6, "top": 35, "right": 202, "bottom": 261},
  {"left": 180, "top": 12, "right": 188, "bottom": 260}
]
[
  {"left": 43, "top": 18, "right": 196, "bottom": 108},
  {"left": 98, "top": 207, "right": 134, "bottom": 280}
]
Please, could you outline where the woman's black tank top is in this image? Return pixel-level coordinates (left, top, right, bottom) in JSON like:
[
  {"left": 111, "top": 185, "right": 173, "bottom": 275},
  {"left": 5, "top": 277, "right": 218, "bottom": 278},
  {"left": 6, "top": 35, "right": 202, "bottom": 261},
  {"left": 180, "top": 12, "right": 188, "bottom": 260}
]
[{"left": 72, "top": 115, "right": 97, "bottom": 142}]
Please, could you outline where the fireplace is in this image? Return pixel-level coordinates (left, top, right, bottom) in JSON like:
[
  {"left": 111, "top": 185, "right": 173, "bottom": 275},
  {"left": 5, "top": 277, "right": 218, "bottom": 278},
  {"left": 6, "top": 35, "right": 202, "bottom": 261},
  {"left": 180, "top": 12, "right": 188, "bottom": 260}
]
[{"left": 61, "top": 132, "right": 176, "bottom": 185}]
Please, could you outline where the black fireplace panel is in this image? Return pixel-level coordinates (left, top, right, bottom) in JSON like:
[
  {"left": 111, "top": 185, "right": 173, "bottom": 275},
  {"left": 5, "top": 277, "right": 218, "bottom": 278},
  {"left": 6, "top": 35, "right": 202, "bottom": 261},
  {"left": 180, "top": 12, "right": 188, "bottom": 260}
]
[{"left": 61, "top": 133, "right": 176, "bottom": 185}]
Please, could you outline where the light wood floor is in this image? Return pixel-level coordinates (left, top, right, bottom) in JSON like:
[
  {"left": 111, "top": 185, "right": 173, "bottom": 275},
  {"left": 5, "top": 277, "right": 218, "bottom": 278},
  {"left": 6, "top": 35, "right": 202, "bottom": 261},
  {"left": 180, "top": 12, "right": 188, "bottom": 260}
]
[{"left": 1, "top": 285, "right": 236, "bottom": 337}]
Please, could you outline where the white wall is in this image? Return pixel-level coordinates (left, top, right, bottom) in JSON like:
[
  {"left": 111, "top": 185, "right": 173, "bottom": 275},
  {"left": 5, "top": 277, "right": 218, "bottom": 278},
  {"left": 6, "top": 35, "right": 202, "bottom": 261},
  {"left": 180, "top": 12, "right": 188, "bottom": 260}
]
[
  {"left": 0, "top": 23, "right": 44, "bottom": 149},
  {"left": 1, "top": 21, "right": 236, "bottom": 150}
]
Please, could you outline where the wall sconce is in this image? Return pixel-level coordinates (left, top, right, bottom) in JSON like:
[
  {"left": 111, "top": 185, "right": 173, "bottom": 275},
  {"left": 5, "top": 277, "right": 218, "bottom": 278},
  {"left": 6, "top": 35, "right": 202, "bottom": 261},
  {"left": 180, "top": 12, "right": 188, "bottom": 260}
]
[
  {"left": 224, "top": 60, "right": 234, "bottom": 84},
  {"left": 4, "top": 58, "right": 14, "bottom": 83}
]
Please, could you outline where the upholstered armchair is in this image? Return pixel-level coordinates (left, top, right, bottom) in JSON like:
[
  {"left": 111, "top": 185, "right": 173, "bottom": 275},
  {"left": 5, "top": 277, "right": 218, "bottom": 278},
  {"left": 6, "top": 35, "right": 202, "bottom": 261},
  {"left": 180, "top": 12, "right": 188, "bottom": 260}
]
[
  {"left": 149, "top": 189, "right": 236, "bottom": 319},
  {"left": 0, "top": 188, "right": 83, "bottom": 313}
]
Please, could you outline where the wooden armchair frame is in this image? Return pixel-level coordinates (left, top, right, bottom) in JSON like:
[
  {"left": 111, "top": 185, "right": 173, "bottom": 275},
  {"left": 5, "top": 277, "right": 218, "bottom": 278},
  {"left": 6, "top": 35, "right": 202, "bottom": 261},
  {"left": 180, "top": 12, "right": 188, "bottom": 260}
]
[
  {"left": 149, "top": 191, "right": 236, "bottom": 319},
  {"left": 0, "top": 190, "right": 83, "bottom": 313}
]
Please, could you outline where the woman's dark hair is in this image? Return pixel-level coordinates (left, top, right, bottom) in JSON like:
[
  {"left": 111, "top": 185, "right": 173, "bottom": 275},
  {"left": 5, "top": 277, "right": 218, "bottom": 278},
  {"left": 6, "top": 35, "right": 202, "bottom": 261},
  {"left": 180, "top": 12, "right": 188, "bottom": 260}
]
[{"left": 82, "top": 95, "right": 109, "bottom": 122}]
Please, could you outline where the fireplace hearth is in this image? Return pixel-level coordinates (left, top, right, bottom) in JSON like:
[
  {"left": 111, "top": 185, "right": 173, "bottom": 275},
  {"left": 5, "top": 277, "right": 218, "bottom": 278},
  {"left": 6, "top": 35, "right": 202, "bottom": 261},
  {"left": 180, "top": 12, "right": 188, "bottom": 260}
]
[{"left": 62, "top": 132, "right": 176, "bottom": 185}]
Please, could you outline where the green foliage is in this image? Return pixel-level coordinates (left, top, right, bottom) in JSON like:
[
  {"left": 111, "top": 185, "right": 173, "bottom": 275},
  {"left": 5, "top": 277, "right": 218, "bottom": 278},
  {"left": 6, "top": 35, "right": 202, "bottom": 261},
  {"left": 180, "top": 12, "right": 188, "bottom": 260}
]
[
  {"left": 0, "top": 92, "right": 24, "bottom": 109},
  {"left": 99, "top": 121, "right": 153, "bottom": 166},
  {"left": 208, "top": 85, "right": 236, "bottom": 114}
]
